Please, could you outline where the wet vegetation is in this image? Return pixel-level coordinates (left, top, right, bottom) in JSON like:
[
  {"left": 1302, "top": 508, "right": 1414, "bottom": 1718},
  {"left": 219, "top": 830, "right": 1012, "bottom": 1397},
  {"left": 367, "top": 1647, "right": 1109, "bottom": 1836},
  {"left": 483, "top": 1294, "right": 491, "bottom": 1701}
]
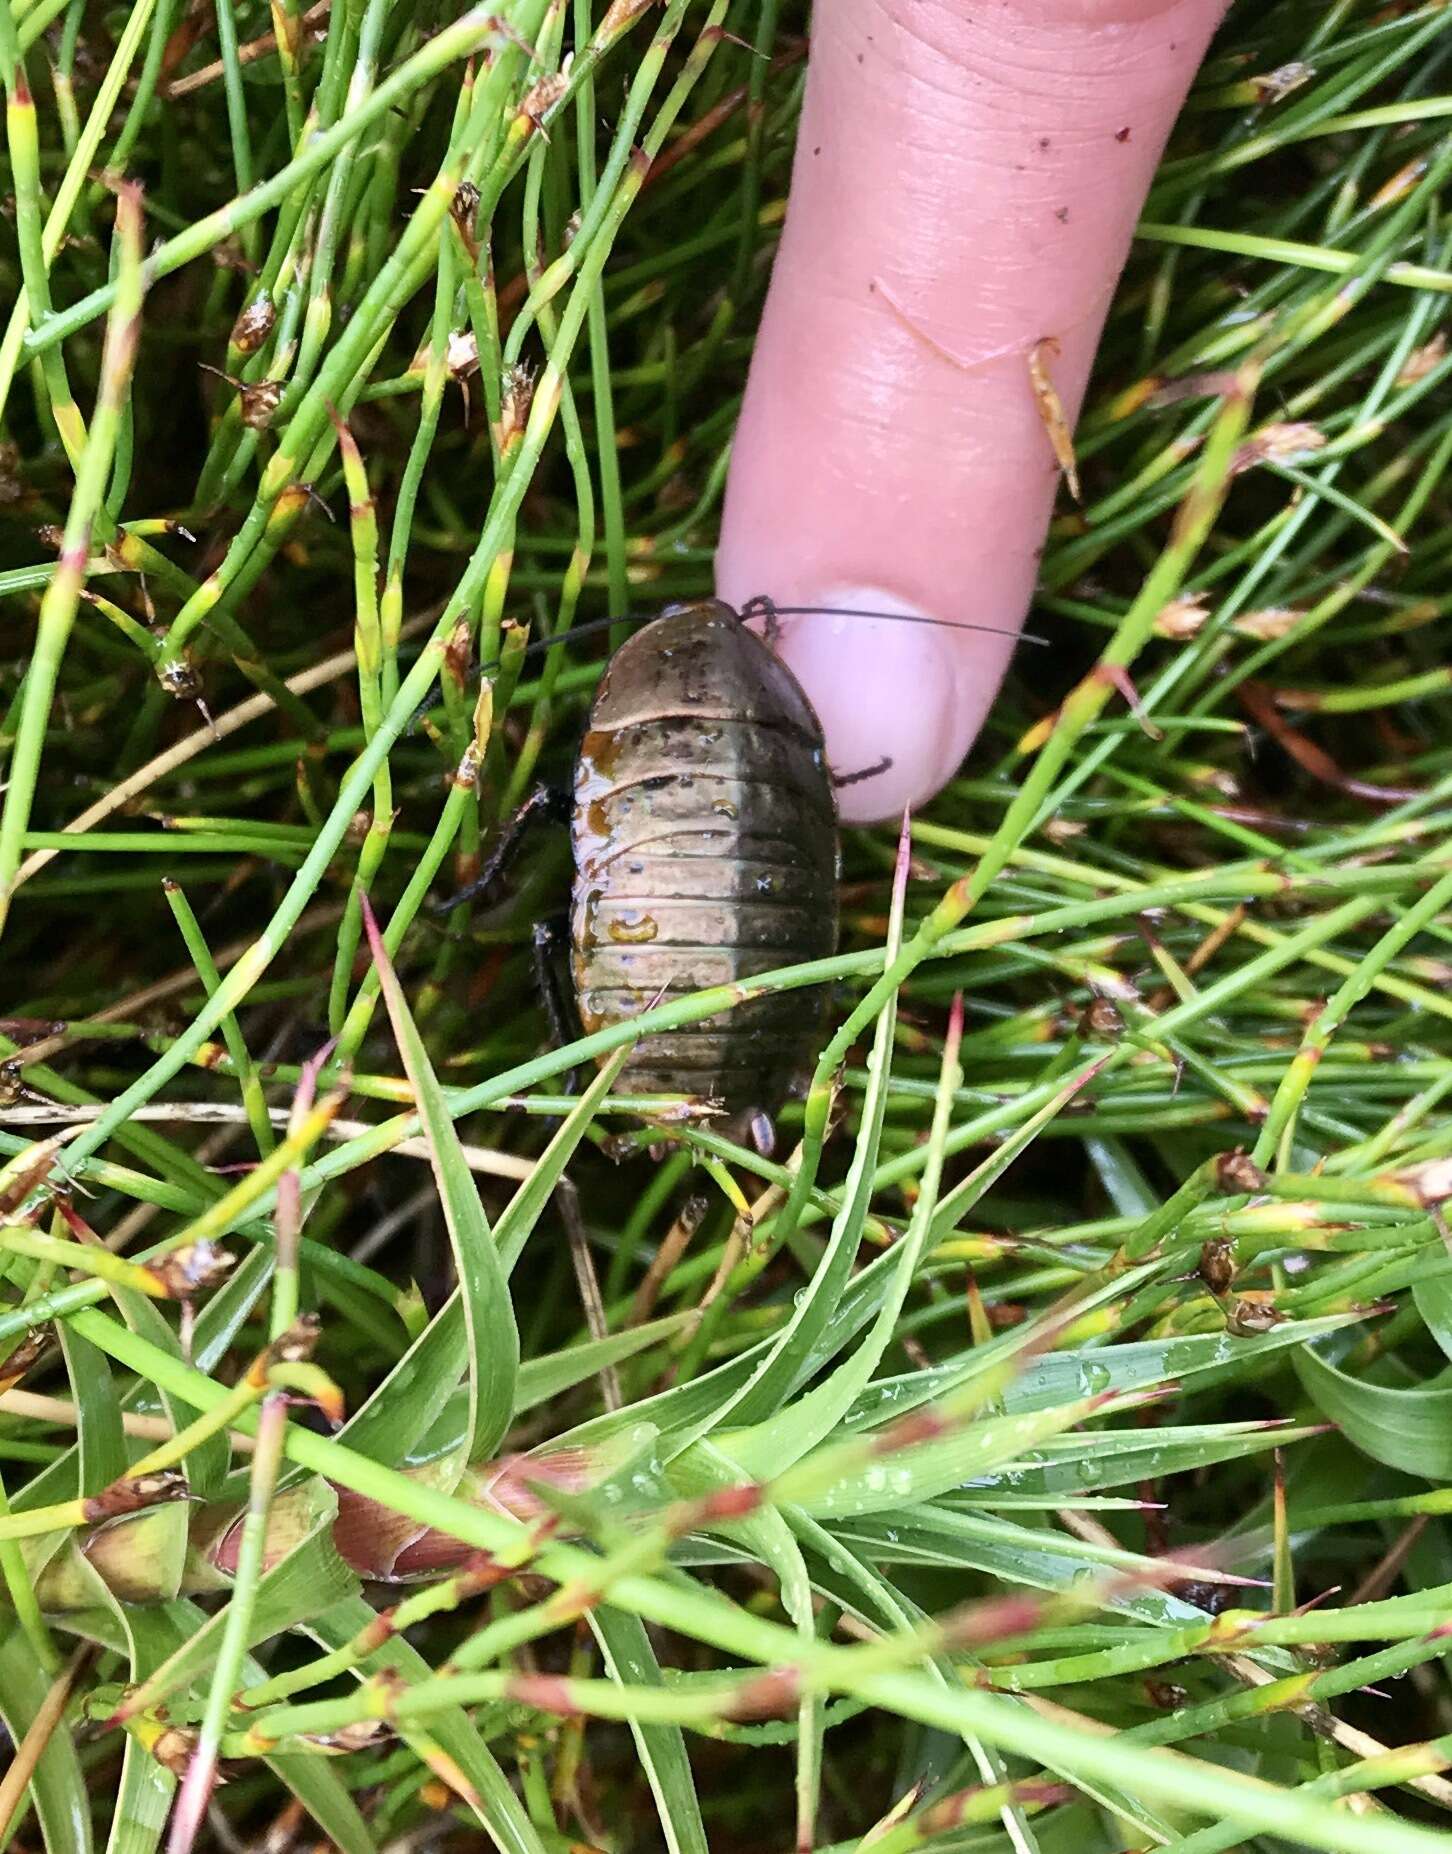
[{"left": 3, "top": 0, "right": 1452, "bottom": 1849}]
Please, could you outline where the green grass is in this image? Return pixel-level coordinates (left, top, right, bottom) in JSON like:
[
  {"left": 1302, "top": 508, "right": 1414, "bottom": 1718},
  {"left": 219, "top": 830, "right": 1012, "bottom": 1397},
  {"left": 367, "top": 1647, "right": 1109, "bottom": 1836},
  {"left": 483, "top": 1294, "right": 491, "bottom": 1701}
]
[{"left": 3, "top": 0, "right": 1452, "bottom": 1848}]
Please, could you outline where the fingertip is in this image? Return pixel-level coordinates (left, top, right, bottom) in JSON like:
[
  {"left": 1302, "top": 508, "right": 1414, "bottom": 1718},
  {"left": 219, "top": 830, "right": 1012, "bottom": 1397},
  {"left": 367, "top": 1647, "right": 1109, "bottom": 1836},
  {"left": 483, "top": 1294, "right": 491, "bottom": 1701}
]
[
  {"left": 716, "top": 0, "right": 1228, "bottom": 821},
  {"left": 761, "top": 592, "right": 1018, "bottom": 825}
]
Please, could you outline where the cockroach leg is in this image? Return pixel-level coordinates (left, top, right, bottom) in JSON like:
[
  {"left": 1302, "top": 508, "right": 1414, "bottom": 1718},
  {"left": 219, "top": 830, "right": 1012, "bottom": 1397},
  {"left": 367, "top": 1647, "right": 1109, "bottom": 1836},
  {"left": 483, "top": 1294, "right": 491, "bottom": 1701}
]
[
  {"left": 431, "top": 783, "right": 571, "bottom": 913},
  {"left": 737, "top": 594, "right": 783, "bottom": 647},
  {"left": 832, "top": 755, "right": 893, "bottom": 790},
  {"left": 532, "top": 914, "right": 582, "bottom": 1096}
]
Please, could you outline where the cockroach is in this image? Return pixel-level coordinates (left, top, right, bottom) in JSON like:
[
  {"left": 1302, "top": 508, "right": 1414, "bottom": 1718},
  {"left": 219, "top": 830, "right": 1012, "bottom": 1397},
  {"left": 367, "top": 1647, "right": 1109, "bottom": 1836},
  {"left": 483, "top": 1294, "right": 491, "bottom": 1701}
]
[{"left": 434, "top": 596, "right": 1040, "bottom": 1153}]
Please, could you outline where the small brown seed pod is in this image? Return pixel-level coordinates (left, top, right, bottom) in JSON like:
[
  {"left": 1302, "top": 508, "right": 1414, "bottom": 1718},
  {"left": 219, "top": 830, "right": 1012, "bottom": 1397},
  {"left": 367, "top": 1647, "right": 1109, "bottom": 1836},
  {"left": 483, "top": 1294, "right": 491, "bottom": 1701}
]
[
  {"left": 229, "top": 292, "right": 276, "bottom": 355},
  {"left": 1198, "top": 1236, "right": 1236, "bottom": 1298}
]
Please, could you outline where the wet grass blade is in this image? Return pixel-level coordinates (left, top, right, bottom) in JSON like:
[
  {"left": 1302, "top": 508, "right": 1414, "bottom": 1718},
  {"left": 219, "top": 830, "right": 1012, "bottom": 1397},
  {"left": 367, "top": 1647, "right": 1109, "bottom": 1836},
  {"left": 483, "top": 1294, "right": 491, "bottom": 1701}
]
[{"left": 362, "top": 897, "right": 518, "bottom": 1468}]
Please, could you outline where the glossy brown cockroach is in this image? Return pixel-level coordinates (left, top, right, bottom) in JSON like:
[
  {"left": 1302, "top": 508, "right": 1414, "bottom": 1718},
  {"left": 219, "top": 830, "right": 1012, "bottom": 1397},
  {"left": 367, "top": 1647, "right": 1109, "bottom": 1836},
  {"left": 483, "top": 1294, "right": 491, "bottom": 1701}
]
[
  {"left": 436, "top": 596, "right": 1039, "bottom": 1152},
  {"left": 569, "top": 599, "right": 839, "bottom": 1152}
]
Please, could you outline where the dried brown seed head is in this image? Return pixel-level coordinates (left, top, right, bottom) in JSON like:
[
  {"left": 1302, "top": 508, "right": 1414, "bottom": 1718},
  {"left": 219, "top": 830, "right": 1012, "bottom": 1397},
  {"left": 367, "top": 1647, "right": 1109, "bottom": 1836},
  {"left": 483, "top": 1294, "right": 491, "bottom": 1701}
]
[
  {"left": 446, "top": 328, "right": 479, "bottom": 380},
  {"left": 211, "top": 234, "right": 255, "bottom": 274},
  {"left": 1248, "top": 61, "right": 1314, "bottom": 104},
  {"left": 444, "top": 616, "right": 472, "bottom": 688},
  {"left": 1216, "top": 1149, "right": 1266, "bottom": 1196},
  {"left": 1154, "top": 595, "right": 1210, "bottom": 641},
  {"left": 1226, "top": 1297, "right": 1284, "bottom": 1336},
  {"left": 1232, "top": 607, "right": 1303, "bottom": 643},
  {"left": 601, "top": 0, "right": 656, "bottom": 32},
  {"left": 1397, "top": 331, "right": 1447, "bottom": 387},
  {"left": 146, "top": 1239, "right": 236, "bottom": 1297},
  {"left": 1231, "top": 422, "right": 1325, "bottom": 475},
  {"left": 1028, "top": 335, "right": 1080, "bottom": 501},
  {"left": 1082, "top": 996, "right": 1124, "bottom": 1040},
  {"left": 238, "top": 379, "right": 284, "bottom": 430},
  {"left": 230, "top": 293, "right": 276, "bottom": 355},
  {"left": 0, "top": 1326, "right": 52, "bottom": 1388},
  {"left": 453, "top": 742, "right": 483, "bottom": 790},
  {"left": 1198, "top": 1237, "right": 1236, "bottom": 1298},
  {"left": 450, "top": 180, "right": 480, "bottom": 233},
  {"left": 1396, "top": 1157, "right": 1452, "bottom": 1207},
  {"left": 150, "top": 1725, "right": 199, "bottom": 1777},
  {"left": 519, "top": 67, "right": 569, "bottom": 132},
  {"left": 159, "top": 657, "right": 203, "bottom": 701},
  {"left": 271, "top": 1311, "right": 322, "bottom": 1364},
  {"left": 83, "top": 1468, "right": 189, "bottom": 1523},
  {"left": 498, "top": 362, "right": 536, "bottom": 449}
]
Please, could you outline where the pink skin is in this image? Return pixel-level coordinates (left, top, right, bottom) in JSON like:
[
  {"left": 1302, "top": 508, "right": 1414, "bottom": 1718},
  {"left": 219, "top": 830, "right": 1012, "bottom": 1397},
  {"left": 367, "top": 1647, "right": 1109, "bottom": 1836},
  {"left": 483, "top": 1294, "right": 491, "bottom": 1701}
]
[{"left": 716, "top": 0, "right": 1230, "bottom": 823}]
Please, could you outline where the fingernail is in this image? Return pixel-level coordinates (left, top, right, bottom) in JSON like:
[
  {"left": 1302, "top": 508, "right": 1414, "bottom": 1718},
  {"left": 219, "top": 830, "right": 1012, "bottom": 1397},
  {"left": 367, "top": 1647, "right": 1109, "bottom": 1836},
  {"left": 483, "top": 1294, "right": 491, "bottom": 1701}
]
[{"left": 768, "top": 587, "right": 966, "bottom": 825}]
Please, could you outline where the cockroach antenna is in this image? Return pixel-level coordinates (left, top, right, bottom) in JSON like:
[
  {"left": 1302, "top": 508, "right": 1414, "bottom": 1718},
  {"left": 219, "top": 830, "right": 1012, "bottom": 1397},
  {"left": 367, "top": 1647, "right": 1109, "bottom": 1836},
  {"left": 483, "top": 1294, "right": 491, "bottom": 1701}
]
[
  {"left": 407, "top": 597, "right": 1047, "bottom": 731},
  {"left": 515, "top": 598, "right": 1046, "bottom": 668},
  {"left": 736, "top": 594, "right": 1050, "bottom": 646}
]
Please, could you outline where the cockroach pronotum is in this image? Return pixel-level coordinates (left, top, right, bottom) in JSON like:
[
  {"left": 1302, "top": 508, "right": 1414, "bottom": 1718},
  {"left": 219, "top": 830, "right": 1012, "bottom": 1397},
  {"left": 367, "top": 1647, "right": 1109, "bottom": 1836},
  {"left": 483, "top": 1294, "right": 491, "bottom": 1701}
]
[{"left": 435, "top": 596, "right": 1040, "bottom": 1153}]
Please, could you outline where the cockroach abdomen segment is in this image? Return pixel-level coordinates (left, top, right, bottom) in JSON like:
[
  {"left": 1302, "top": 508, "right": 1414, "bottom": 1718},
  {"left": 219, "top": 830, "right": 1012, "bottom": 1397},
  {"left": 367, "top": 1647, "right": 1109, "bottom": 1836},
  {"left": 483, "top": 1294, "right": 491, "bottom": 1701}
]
[{"left": 570, "top": 601, "right": 838, "bottom": 1129}]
